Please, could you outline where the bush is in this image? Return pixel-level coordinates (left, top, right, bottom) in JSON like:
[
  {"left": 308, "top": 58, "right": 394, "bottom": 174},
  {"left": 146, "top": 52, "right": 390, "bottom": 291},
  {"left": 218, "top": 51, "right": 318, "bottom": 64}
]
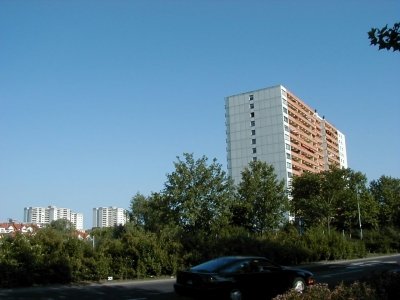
[
  {"left": 301, "top": 227, "right": 366, "bottom": 261},
  {"left": 364, "top": 227, "right": 400, "bottom": 253},
  {"left": 273, "top": 282, "right": 377, "bottom": 300},
  {"left": 365, "top": 269, "right": 400, "bottom": 300},
  {"left": 0, "top": 223, "right": 396, "bottom": 289}
]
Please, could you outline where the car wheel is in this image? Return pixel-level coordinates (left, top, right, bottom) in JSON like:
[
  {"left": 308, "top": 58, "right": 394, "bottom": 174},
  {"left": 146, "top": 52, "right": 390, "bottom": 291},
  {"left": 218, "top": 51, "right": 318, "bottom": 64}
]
[
  {"left": 229, "top": 288, "right": 242, "bottom": 300},
  {"left": 292, "top": 277, "right": 306, "bottom": 292}
]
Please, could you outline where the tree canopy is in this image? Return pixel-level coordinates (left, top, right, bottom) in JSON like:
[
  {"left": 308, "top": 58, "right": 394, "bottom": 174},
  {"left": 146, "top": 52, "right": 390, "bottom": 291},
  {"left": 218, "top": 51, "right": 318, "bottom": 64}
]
[
  {"left": 2, "top": 153, "right": 400, "bottom": 288},
  {"left": 130, "top": 153, "right": 234, "bottom": 234},
  {"left": 235, "top": 161, "right": 289, "bottom": 233},
  {"left": 368, "top": 22, "right": 400, "bottom": 52},
  {"left": 291, "top": 167, "right": 379, "bottom": 236},
  {"left": 370, "top": 176, "right": 400, "bottom": 227}
]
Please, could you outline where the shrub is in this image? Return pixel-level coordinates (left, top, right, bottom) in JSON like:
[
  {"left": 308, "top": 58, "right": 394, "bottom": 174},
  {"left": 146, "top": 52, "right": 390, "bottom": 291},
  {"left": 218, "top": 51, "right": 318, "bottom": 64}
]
[
  {"left": 365, "top": 269, "right": 400, "bottom": 300},
  {"left": 363, "top": 227, "right": 400, "bottom": 253},
  {"left": 273, "top": 282, "right": 377, "bottom": 300},
  {"left": 301, "top": 227, "right": 366, "bottom": 261}
]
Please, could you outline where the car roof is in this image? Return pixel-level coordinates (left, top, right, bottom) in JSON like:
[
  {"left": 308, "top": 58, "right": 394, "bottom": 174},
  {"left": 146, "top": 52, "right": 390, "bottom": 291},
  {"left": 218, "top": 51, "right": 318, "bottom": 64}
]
[
  {"left": 215, "top": 256, "right": 267, "bottom": 260},
  {"left": 190, "top": 256, "right": 279, "bottom": 273}
]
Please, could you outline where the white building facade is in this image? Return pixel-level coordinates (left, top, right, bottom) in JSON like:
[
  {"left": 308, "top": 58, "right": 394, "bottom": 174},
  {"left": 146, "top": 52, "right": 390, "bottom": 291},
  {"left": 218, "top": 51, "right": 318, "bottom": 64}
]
[
  {"left": 225, "top": 85, "right": 348, "bottom": 187},
  {"left": 24, "top": 207, "right": 47, "bottom": 224},
  {"left": 70, "top": 212, "right": 84, "bottom": 231},
  {"left": 92, "top": 207, "right": 129, "bottom": 228},
  {"left": 23, "top": 206, "right": 84, "bottom": 230}
]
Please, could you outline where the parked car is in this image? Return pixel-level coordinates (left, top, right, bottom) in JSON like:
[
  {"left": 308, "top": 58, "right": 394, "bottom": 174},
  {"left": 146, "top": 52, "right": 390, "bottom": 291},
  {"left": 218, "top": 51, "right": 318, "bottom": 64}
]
[{"left": 174, "top": 255, "right": 315, "bottom": 300}]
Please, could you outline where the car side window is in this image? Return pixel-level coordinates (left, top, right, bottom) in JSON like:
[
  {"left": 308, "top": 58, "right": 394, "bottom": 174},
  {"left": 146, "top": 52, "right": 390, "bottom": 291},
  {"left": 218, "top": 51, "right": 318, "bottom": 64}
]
[
  {"left": 232, "top": 261, "right": 256, "bottom": 273},
  {"left": 240, "top": 260, "right": 263, "bottom": 273},
  {"left": 236, "top": 262, "right": 250, "bottom": 273},
  {"left": 222, "top": 261, "right": 250, "bottom": 273},
  {"left": 224, "top": 259, "right": 278, "bottom": 273},
  {"left": 258, "top": 260, "right": 280, "bottom": 272}
]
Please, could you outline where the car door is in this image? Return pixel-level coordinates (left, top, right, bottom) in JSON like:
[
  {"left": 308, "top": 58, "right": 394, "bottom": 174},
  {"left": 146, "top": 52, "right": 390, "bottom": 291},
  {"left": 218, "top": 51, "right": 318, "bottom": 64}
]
[
  {"left": 230, "top": 259, "right": 279, "bottom": 299},
  {"left": 252, "top": 259, "right": 288, "bottom": 298}
]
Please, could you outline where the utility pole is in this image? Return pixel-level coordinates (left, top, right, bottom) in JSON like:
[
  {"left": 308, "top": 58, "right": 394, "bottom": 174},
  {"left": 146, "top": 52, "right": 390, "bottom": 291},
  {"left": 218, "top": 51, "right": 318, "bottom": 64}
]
[{"left": 357, "top": 187, "right": 363, "bottom": 240}]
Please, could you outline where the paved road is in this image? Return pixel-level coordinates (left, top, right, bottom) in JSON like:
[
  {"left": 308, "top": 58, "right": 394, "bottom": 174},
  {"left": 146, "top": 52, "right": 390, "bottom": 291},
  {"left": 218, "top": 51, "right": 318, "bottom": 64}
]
[
  {"left": 0, "top": 279, "right": 175, "bottom": 300},
  {"left": 303, "top": 253, "right": 400, "bottom": 287},
  {"left": 0, "top": 278, "right": 179, "bottom": 300},
  {"left": 1, "top": 254, "right": 399, "bottom": 300}
]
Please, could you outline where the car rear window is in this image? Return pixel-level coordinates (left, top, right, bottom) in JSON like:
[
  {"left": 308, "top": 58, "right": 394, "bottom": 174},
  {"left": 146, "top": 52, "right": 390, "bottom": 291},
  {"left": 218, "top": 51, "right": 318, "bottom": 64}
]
[{"left": 191, "top": 257, "right": 248, "bottom": 273}]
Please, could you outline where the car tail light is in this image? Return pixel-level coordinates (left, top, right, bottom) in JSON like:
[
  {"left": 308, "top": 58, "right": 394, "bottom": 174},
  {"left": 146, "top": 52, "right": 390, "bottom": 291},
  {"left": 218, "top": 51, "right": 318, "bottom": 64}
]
[{"left": 306, "top": 277, "right": 316, "bottom": 286}]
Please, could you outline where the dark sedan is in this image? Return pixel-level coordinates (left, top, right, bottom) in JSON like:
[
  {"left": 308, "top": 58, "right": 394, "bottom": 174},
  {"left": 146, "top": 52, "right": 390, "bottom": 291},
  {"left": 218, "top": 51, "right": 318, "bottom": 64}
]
[{"left": 174, "top": 255, "right": 315, "bottom": 300}]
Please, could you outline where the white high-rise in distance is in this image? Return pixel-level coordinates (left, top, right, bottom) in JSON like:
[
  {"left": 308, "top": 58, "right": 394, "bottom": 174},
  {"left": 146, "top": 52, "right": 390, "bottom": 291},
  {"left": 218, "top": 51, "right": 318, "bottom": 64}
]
[
  {"left": 225, "top": 85, "right": 347, "bottom": 187},
  {"left": 23, "top": 205, "right": 83, "bottom": 230},
  {"left": 93, "top": 207, "right": 129, "bottom": 228}
]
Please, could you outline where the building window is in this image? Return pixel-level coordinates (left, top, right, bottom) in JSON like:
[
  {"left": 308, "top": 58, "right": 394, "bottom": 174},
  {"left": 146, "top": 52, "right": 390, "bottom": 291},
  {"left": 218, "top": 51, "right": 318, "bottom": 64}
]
[
  {"left": 251, "top": 112, "right": 255, "bottom": 118},
  {"left": 253, "top": 157, "right": 257, "bottom": 162},
  {"left": 283, "top": 107, "right": 288, "bottom": 114},
  {"left": 288, "top": 171, "right": 293, "bottom": 178},
  {"left": 284, "top": 125, "right": 289, "bottom": 132},
  {"left": 286, "top": 153, "right": 291, "bottom": 159},
  {"left": 287, "top": 162, "right": 292, "bottom": 169},
  {"left": 252, "top": 139, "right": 256, "bottom": 145},
  {"left": 249, "top": 95, "right": 254, "bottom": 101},
  {"left": 285, "top": 143, "right": 291, "bottom": 150},
  {"left": 252, "top": 148, "right": 257, "bottom": 154},
  {"left": 252, "top": 129, "right": 256, "bottom": 135},
  {"left": 285, "top": 133, "right": 289, "bottom": 141},
  {"left": 284, "top": 116, "right": 288, "bottom": 123},
  {"left": 250, "top": 103, "right": 254, "bottom": 109},
  {"left": 251, "top": 120, "right": 255, "bottom": 127}
]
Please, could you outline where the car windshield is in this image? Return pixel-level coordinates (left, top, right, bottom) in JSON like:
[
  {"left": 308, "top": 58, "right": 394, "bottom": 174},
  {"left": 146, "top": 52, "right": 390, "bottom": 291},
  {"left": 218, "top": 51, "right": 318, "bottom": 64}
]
[{"left": 191, "top": 257, "right": 251, "bottom": 273}]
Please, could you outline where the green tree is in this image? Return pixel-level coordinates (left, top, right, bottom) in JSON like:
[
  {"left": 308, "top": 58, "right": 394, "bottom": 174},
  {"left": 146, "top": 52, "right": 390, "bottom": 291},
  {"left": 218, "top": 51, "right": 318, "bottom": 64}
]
[
  {"left": 319, "top": 167, "right": 350, "bottom": 233},
  {"left": 130, "top": 192, "right": 149, "bottom": 227},
  {"left": 48, "top": 219, "right": 75, "bottom": 232},
  {"left": 368, "top": 22, "right": 400, "bottom": 52},
  {"left": 0, "top": 234, "right": 43, "bottom": 287},
  {"left": 333, "top": 169, "right": 379, "bottom": 236},
  {"left": 370, "top": 176, "right": 400, "bottom": 228},
  {"left": 291, "top": 167, "right": 378, "bottom": 235},
  {"left": 33, "top": 228, "right": 77, "bottom": 283},
  {"left": 156, "top": 153, "right": 235, "bottom": 234},
  {"left": 130, "top": 192, "right": 175, "bottom": 233},
  {"left": 236, "top": 161, "right": 289, "bottom": 233},
  {"left": 290, "top": 171, "right": 324, "bottom": 229}
]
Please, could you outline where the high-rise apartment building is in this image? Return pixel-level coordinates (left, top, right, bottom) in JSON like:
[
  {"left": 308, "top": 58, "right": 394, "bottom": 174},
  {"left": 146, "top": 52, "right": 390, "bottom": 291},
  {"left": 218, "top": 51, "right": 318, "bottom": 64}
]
[
  {"left": 70, "top": 212, "right": 84, "bottom": 231},
  {"left": 23, "top": 206, "right": 84, "bottom": 230},
  {"left": 92, "top": 207, "right": 129, "bottom": 228},
  {"left": 24, "top": 207, "right": 47, "bottom": 224},
  {"left": 225, "top": 85, "right": 347, "bottom": 187}
]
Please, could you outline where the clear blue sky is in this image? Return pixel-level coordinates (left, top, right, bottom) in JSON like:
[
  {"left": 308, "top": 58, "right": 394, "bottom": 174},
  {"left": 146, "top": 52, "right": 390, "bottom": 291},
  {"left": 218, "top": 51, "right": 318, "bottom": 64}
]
[{"left": 1, "top": 1, "right": 399, "bottom": 229}]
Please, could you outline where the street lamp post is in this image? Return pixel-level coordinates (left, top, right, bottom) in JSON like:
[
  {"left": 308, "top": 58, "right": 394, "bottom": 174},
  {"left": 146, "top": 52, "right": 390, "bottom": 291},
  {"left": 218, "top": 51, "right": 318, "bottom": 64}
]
[{"left": 357, "top": 187, "right": 363, "bottom": 240}]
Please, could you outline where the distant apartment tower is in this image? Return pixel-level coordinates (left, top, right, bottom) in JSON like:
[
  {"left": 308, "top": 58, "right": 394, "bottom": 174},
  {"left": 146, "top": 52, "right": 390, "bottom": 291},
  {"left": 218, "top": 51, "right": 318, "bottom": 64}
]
[
  {"left": 23, "top": 206, "right": 84, "bottom": 230},
  {"left": 92, "top": 207, "right": 129, "bottom": 228},
  {"left": 70, "top": 212, "right": 84, "bottom": 230},
  {"left": 225, "top": 85, "right": 347, "bottom": 187}
]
